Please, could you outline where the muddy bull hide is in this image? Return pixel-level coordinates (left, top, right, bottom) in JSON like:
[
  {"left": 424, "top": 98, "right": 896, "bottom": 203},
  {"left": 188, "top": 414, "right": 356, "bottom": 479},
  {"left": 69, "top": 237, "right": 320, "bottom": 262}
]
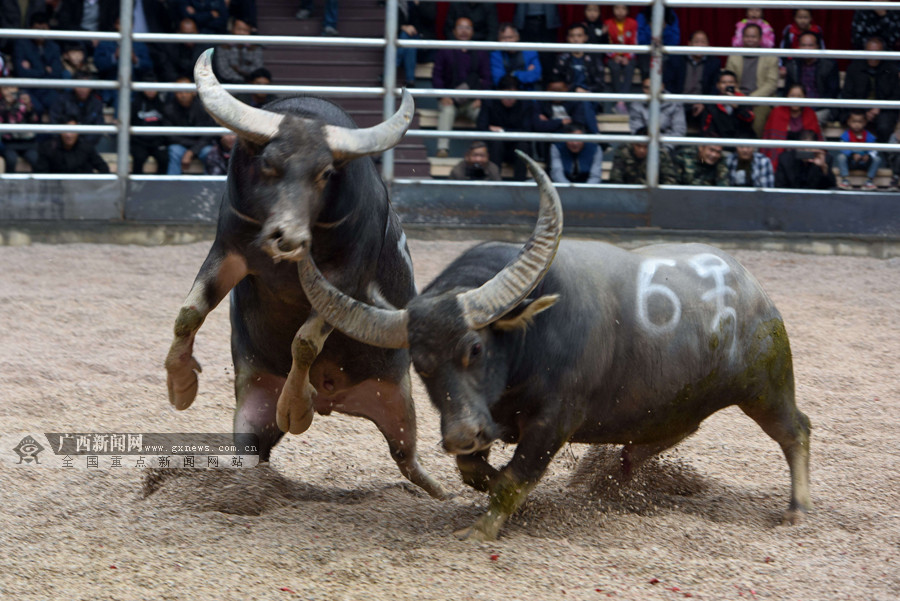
[
  {"left": 163, "top": 49, "right": 444, "bottom": 499},
  {"left": 299, "top": 151, "right": 811, "bottom": 540}
]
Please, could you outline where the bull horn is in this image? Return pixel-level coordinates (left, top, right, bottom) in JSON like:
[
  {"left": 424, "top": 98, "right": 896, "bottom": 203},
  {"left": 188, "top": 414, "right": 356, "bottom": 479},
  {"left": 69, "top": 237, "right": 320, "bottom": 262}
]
[
  {"left": 456, "top": 150, "right": 564, "bottom": 330},
  {"left": 194, "top": 48, "right": 285, "bottom": 145},
  {"left": 298, "top": 258, "right": 410, "bottom": 349},
  {"left": 323, "top": 90, "right": 414, "bottom": 160}
]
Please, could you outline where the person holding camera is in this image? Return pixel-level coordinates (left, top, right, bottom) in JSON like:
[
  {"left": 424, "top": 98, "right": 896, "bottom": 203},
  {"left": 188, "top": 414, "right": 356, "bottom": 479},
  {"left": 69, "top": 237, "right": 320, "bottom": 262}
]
[
  {"left": 774, "top": 129, "right": 836, "bottom": 190},
  {"left": 725, "top": 146, "right": 774, "bottom": 188},
  {"left": 449, "top": 141, "right": 501, "bottom": 181},
  {"left": 700, "top": 69, "right": 756, "bottom": 140}
]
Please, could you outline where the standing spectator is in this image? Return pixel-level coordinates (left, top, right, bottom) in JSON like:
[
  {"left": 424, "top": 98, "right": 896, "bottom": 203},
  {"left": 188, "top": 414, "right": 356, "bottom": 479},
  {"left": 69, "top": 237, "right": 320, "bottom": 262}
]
[
  {"left": 13, "top": 11, "right": 64, "bottom": 115},
  {"left": 0, "top": 86, "right": 40, "bottom": 172},
  {"left": 295, "top": 0, "right": 339, "bottom": 36},
  {"left": 725, "top": 23, "right": 779, "bottom": 136},
  {"left": 130, "top": 75, "right": 168, "bottom": 174},
  {"left": 850, "top": 2, "right": 900, "bottom": 50},
  {"left": 535, "top": 79, "right": 597, "bottom": 135},
  {"left": 762, "top": 84, "right": 823, "bottom": 171},
  {"left": 840, "top": 37, "right": 900, "bottom": 143},
  {"left": 395, "top": 1, "right": 437, "bottom": 87},
  {"left": 731, "top": 7, "right": 775, "bottom": 48},
  {"left": 431, "top": 17, "right": 490, "bottom": 158},
  {"left": 726, "top": 146, "right": 774, "bottom": 188},
  {"left": 213, "top": 18, "right": 264, "bottom": 85},
  {"left": 635, "top": 6, "right": 679, "bottom": 80},
  {"left": 551, "top": 23, "right": 604, "bottom": 117},
  {"left": 449, "top": 141, "right": 501, "bottom": 181},
  {"left": 157, "top": 18, "right": 209, "bottom": 83},
  {"left": 582, "top": 4, "right": 607, "bottom": 46},
  {"left": 34, "top": 117, "right": 110, "bottom": 174},
  {"left": 629, "top": 77, "right": 685, "bottom": 153},
  {"left": 514, "top": 3, "right": 560, "bottom": 79},
  {"left": 783, "top": 33, "right": 839, "bottom": 127},
  {"left": 609, "top": 126, "right": 678, "bottom": 185},
  {"left": 171, "top": 0, "right": 228, "bottom": 35},
  {"left": 604, "top": 4, "right": 638, "bottom": 114},
  {"left": 476, "top": 76, "right": 536, "bottom": 181},
  {"left": 490, "top": 23, "right": 542, "bottom": 90},
  {"left": 549, "top": 124, "right": 603, "bottom": 184},
  {"left": 1, "top": 0, "right": 24, "bottom": 55},
  {"left": 245, "top": 67, "right": 276, "bottom": 108},
  {"left": 675, "top": 143, "right": 728, "bottom": 186},
  {"left": 445, "top": 1, "right": 497, "bottom": 42},
  {"left": 664, "top": 30, "right": 720, "bottom": 129},
  {"left": 204, "top": 133, "right": 236, "bottom": 175},
  {"left": 774, "top": 130, "right": 835, "bottom": 189},
  {"left": 56, "top": 0, "right": 120, "bottom": 54},
  {"left": 94, "top": 16, "right": 154, "bottom": 108},
  {"left": 49, "top": 74, "right": 105, "bottom": 148},
  {"left": 837, "top": 110, "right": 883, "bottom": 191},
  {"left": 779, "top": 9, "right": 825, "bottom": 54},
  {"left": 700, "top": 70, "right": 755, "bottom": 140},
  {"left": 163, "top": 75, "right": 216, "bottom": 174}
]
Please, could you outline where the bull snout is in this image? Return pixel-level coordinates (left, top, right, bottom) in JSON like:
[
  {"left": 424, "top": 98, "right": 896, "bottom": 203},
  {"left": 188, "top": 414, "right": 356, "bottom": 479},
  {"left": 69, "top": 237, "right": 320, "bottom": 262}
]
[
  {"left": 442, "top": 419, "right": 497, "bottom": 455},
  {"left": 263, "top": 227, "right": 311, "bottom": 262}
]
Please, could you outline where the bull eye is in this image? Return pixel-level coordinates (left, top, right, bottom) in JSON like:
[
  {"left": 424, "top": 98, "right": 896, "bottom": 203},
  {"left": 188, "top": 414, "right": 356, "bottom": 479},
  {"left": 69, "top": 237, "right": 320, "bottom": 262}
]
[
  {"left": 462, "top": 342, "right": 482, "bottom": 368},
  {"left": 471, "top": 343, "right": 482, "bottom": 357}
]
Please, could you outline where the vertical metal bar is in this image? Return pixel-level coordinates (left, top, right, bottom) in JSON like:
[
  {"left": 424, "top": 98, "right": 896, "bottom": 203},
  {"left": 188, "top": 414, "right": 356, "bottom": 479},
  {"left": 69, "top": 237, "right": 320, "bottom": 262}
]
[
  {"left": 381, "top": 0, "right": 399, "bottom": 183},
  {"left": 646, "top": 0, "right": 665, "bottom": 187},
  {"left": 116, "top": 0, "right": 134, "bottom": 211}
]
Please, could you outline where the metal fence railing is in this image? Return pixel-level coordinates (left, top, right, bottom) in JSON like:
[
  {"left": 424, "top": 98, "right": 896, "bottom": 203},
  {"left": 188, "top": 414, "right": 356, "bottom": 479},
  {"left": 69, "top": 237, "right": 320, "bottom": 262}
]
[{"left": 2, "top": 0, "right": 900, "bottom": 191}]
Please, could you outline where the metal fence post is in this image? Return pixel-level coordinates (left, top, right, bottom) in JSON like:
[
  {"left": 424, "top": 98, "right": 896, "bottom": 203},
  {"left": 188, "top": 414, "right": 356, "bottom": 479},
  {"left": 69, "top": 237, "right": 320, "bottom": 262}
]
[
  {"left": 646, "top": 0, "right": 665, "bottom": 187},
  {"left": 382, "top": 0, "right": 399, "bottom": 184},
  {"left": 116, "top": 0, "right": 134, "bottom": 214}
]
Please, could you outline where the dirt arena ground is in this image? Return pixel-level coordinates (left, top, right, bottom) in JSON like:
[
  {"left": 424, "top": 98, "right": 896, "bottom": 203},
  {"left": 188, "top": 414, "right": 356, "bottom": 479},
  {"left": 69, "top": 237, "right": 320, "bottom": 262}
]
[{"left": 1, "top": 238, "right": 898, "bottom": 600}]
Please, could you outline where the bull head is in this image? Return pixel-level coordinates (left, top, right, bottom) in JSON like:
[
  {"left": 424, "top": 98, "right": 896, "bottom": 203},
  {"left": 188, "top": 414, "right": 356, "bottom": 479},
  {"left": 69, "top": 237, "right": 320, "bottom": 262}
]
[
  {"left": 193, "top": 49, "right": 414, "bottom": 262},
  {"left": 298, "top": 151, "right": 563, "bottom": 453}
]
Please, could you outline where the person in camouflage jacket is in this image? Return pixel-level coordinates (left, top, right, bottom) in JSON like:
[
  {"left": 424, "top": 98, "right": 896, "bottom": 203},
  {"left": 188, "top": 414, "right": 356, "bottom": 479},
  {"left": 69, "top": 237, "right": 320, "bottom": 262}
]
[
  {"left": 674, "top": 143, "right": 729, "bottom": 186},
  {"left": 608, "top": 127, "right": 678, "bottom": 185}
]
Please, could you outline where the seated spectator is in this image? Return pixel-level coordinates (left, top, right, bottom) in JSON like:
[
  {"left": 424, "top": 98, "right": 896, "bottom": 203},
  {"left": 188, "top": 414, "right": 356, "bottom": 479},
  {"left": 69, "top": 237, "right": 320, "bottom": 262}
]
[
  {"left": 636, "top": 5, "right": 679, "bottom": 80},
  {"left": 700, "top": 70, "right": 755, "bottom": 140},
  {"left": 56, "top": 0, "right": 119, "bottom": 55},
  {"left": 783, "top": 33, "right": 839, "bottom": 127},
  {"left": 551, "top": 23, "right": 604, "bottom": 117},
  {"left": 535, "top": 78, "right": 597, "bottom": 135},
  {"left": 664, "top": 30, "right": 721, "bottom": 129},
  {"left": 780, "top": 9, "right": 825, "bottom": 54},
  {"left": 34, "top": 117, "right": 110, "bottom": 174},
  {"left": 840, "top": 37, "right": 900, "bottom": 143},
  {"left": 157, "top": 18, "right": 208, "bottom": 83},
  {"left": 228, "top": 0, "right": 258, "bottom": 30},
  {"left": 163, "top": 75, "right": 216, "bottom": 174},
  {"left": 889, "top": 126, "right": 900, "bottom": 190},
  {"left": 431, "top": 17, "right": 490, "bottom": 158},
  {"left": 604, "top": 4, "right": 638, "bottom": 114},
  {"left": 837, "top": 110, "right": 882, "bottom": 191},
  {"left": 449, "top": 141, "right": 501, "bottom": 181},
  {"left": 674, "top": 143, "right": 728, "bottom": 186},
  {"left": 726, "top": 146, "right": 774, "bottom": 188},
  {"left": 629, "top": 77, "right": 685, "bottom": 153},
  {"left": 490, "top": 23, "right": 542, "bottom": 90},
  {"left": 244, "top": 67, "right": 275, "bottom": 108},
  {"left": 61, "top": 43, "right": 92, "bottom": 79},
  {"left": 396, "top": 1, "right": 437, "bottom": 88},
  {"left": 731, "top": 7, "right": 774, "bottom": 48},
  {"left": 0, "top": 85, "right": 40, "bottom": 172},
  {"left": 94, "top": 16, "right": 154, "bottom": 107},
  {"left": 171, "top": 0, "right": 228, "bottom": 35},
  {"left": 549, "top": 123, "right": 603, "bottom": 184},
  {"left": 514, "top": 3, "right": 560, "bottom": 78},
  {"left": 761, "top": 84, "right": 822, "bottom": 171},
  {"left": 725, "top": 23, "right": 779, "bottom": 136},
  {"left": 582, "top": 4, "right": 607, "bottom": 46},
  {"left": 609, "top": 127, "right": 678, "bottom": 185},
  {"left": 205, "top": 133, "right": 236, "bottom": 175},
  {"left": 13, "top": 11, "right": 64, "bottom": 115},
  {"left": 212, "top": 17, "right": 263, "bottom": 85},
  {"left": 130, "top": 75, "right": 168, "bottom": 174},
  {"left": 476, "top": 76, "right": 535, "bottom": 181},
  {"left": 445, "top": 1, "right": 497, "bottom": 42},
  {"left": 774, "top": 129, "right": 835, "bottom": 189},
  {"left": 851, "top": 4, "right": 900, "bottom": 50},
  {"left": 49, "top": 74, "right": 105, "bottom": 148}
]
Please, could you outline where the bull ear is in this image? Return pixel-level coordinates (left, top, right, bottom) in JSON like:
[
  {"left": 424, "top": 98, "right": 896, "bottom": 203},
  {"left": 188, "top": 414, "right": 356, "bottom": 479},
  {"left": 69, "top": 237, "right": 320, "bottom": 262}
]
[{"left": 491, "top": 294, "right": 559, "bottom": 332}]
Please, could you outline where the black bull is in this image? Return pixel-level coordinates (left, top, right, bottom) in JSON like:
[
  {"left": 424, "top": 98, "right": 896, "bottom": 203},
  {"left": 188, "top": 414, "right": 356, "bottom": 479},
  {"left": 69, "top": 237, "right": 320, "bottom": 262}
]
[
  {"left": 299, "top": 154, "right": 812, "bottom": 541},
  {"left": 163, "top": 50, "right": 444, "bottom": 499}
]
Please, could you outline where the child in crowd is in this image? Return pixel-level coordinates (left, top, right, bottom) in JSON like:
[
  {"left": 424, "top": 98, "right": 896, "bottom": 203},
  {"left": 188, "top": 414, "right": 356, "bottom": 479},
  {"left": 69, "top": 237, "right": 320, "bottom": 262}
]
[
  {"left": 604, "top": 4, "right": 638, "bottom": 114},
  {"left": 731, "top": 7, "right": 775, "bottom": 48},
  {"left": 837, "top": 110, "right": 882, "bottom": 190},
  {"left": 780, "top": 9, "right": 825, "bottom": 51},
  {"left": 582, "top": 4, "right": 608, "bottom": 46}
]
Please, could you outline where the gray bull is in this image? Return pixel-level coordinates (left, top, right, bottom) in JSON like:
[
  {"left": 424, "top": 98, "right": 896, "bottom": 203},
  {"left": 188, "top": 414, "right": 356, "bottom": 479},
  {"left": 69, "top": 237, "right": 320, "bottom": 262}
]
[
  {"left": 163, "top": 49, "right": 444, "bottom": 498},
  {"left": 297, "top": 152, "right": 811, "bottom": 540}
]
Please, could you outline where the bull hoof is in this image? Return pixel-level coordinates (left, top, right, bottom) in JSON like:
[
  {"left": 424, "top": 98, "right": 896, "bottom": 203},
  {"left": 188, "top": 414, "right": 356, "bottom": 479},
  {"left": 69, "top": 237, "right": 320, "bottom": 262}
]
[
  {"left": 165, "top": 356, "right": 202, "bottom": 410},
  {"left": 781, "top": 508, "right": 807, "bottom": 526},
  {"left": 276, "top": 379, "right": 316, "bottom": 435},
  {"left": 453, "top": 515, "right": 501, "bottom": 542}
]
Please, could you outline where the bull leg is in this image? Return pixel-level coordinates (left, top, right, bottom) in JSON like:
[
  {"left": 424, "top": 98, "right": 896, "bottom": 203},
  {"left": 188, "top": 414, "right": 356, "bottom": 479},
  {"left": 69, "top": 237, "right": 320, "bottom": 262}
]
[
  {"left": 454, "top": 419, "right": 573, "bottom": 542},
  {"left": 457, "top": 450, "right": 499, "bottom": 493},
  {"left": 234, "top": 365, "right": 286, "bottom": 462},
  {"left": 320, "top": 373, "right": 447, "bottom": 499},
  {"left": 618, "top": 429, "right": 697, "bottom": 481},
  {"left": 165, "top": 247, "right": 248, "bottom": 410},
  {"left": 276, "top": 314, "right": 332, "bottom": 435},
  {"left": 740, "top": 396, "right": 812, "bottom": 525}
]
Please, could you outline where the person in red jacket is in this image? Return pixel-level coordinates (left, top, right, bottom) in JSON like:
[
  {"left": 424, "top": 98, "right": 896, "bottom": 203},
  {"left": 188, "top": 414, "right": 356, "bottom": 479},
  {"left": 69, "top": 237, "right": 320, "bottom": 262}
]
[
  {"left": 604, "top": 4, "right": 637, "bottom": 114},
  {"left": 761, "top": 84, "right": 823, "bottom": 171}
]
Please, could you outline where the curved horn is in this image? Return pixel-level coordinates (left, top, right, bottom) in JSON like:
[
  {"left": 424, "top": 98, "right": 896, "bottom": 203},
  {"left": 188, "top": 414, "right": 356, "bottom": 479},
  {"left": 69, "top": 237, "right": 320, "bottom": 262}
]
[
  {"left": 298, "top": 258, "right": 410, "bottom": 349},
  {"left": 323, "top": 90, "right": 414, "bottom": 160},
  {"left": 456, "top": 150, "right": 564, "bottom": 330},
  {"left": 194, "top": 48, "right": 285, "bottom": 145}
]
